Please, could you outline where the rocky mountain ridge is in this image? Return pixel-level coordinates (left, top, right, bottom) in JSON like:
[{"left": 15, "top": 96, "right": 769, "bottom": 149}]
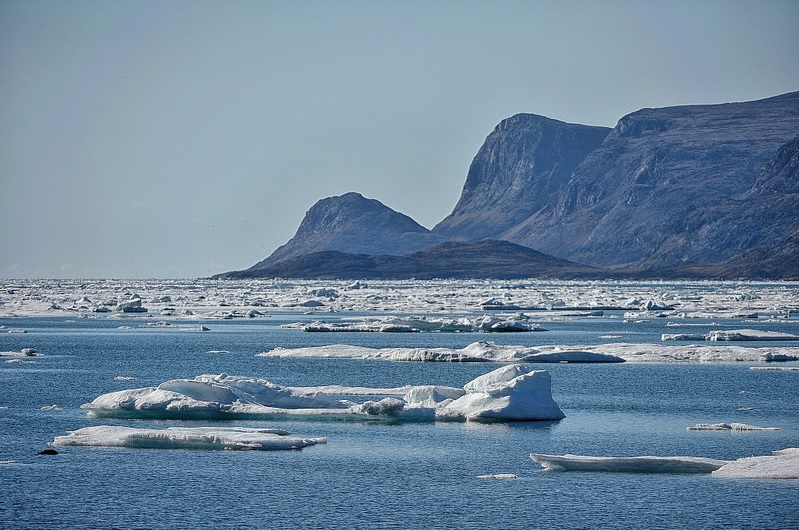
[{"left": 222, "top": 92, "right": 799, "bottom": 280}]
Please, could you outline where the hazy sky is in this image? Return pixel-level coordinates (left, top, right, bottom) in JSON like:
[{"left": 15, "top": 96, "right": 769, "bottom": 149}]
[{"left": 2, "top": 1, "right": 798, "bottom": 278}]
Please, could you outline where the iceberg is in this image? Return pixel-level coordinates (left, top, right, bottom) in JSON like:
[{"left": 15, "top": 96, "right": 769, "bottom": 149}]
[
  {"left": 442, "top": 365, "right": 565, "bottom": 422},
  {"left": 51, "top": 425, "right": 326, "bottom": 451},
  {"left": 81, "top": 365, "right": 565, "bottom": 423},
  {"left": 530, "top": 453, "right": 728, "bottom": 473}
]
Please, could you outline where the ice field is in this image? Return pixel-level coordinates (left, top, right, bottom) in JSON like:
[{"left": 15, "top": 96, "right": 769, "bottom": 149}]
[{"left": 1, "top": 279, "right": 798, "bottom": 528}]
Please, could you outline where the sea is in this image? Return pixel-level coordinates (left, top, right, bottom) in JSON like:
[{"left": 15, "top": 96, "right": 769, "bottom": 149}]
[{"left": 1, "top": 283, "right": 798, "bottom": 529}]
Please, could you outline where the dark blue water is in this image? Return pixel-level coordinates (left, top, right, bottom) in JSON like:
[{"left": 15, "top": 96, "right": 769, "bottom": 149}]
[{"left": 1, "top": 315, "right": 798, "bottom": 529}]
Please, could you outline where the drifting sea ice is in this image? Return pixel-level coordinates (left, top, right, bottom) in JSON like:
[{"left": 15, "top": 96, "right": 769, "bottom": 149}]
[
  {"left": 530, "top": 449, "right": 799, "bottom": 480},
  {"left": 51, "top": 426, "right": 326, "bottom": 451},
  {"left": 81, "top": 365, "right": 566, "bottom": 422},
  {"left": 257, "top": 341, "right": 799, "bottom": 363}
]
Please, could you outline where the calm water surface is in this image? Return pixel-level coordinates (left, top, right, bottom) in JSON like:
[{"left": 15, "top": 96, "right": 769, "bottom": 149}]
[{"left": 1, "top": 315, "right": 798, "bottom": 529}]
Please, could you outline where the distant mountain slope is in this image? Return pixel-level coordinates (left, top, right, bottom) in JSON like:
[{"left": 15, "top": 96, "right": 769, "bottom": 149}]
[
  {"left": 433, "top": 114, "right": 611, "bottom": 240},
  {"left": 496, "top": 92, "right": 799, "bottom": 268},
  {"left": 219, "top": 92, "right": 799, "bottom": 280},
  {"left": 250, "top": 192, "right": 447, "bottom": 269},
  {"left": 218, "top": 240, "right": 601, "bottom": 280}
]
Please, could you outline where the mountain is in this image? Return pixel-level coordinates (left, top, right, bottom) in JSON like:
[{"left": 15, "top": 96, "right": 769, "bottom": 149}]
[
  {"left": 442, "top": 92, "right": 799, "bottom": 269},
  {"left": 218, "top": 92, "right": 799, "bottom": 280},
  {"left": 217, "top": 240, "right": 601, "bottom": 280},
  {"left": 249, "top": 192, "right": 447, "bottom": 269},
  {"left": 433, "top": 114, "right": 611, "bottom": 240}
]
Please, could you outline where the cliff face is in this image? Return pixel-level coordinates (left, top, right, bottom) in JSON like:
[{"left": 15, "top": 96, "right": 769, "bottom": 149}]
[
  {"left": 223, "top": 92, "right": 799, "bottom": 280},
  {"left": 249, "top": 192, "right": 446, "bottom": 270},
  {"left": 433, "top": 114, "right": 610, "bottom": 240},
  {"left": 472, "top": 92, "right": 799, "bottom": 268}
]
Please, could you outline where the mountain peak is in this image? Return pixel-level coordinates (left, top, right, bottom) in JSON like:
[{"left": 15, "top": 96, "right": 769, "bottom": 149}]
[{"left": 248, "top": 192, "right": 446, "bottom": 270}]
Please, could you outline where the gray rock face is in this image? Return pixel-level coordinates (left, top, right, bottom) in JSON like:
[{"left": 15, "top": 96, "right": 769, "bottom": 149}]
[
  {"left": 433, "top": 114, "right": 610, "bottom": 240},
  {"left": 458, "top": 92, "right": 799, "bottom": 269},
  {"left": 224, "top": 92, "right": 799, "bottom": 280},
  {"left": 249, "top": 192, "right": 447, "bottom": 270}
]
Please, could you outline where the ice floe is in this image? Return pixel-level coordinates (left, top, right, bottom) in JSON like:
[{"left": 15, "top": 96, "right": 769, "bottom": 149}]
[
  {"left": 258, "top": 341, "right": 624, "bottom": 363},
  {"left": 687, "top": 422, "right": 780, "bottom": 431},
  {"left": 530, "top": 453, "right": 728, "bottom": 473},
  {"left": 283, "top": 314, "right": 545, "bottom": 333},
  {"left": 711, "top": 448, "right": 799, "bottom": 479},
  {"left": 707, "top": 329, "right": 799, "bottom": 341},
  {"left": 51, "top": 426, "right": 326, "bottom": 451},
  {"left": 0, "top": 348, "right": 40, "bottom": 357},
  {"left": 81, "top": 365, "right": 565, "bottom": 422},
  {"left": 257, "top": 340, "right": 799, "bottom": 363},
  {"left": 531, "top": 449, "right": 799, "bottom": 479}
]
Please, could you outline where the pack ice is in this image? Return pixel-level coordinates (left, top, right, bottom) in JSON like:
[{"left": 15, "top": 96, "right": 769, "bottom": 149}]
[{"left": 81, "top": 364, "right": 565, "bottom": 422}]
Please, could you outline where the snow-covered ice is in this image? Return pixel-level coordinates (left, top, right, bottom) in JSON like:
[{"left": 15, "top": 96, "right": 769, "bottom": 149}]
[
  {"left": 687, "top": 422, "right": 780, "bottom": 431},
  {"left": 81, "top": 365, "right": 566, "bottom": 422},
  {"left": 258, "top": 341, "right": 625, "bottom": 363},
  {"left": 530, "top": 453, "right": 728, "bottom": 473},
  {"left": 711, "top": 448, "right": 799, "bottom": 479},
  {"left": 531, "top": 449, "right": 799, "bottom": 479},
  {"left": 51, "top": 425, "right": 326, "bottom": 451},
  {"left": 258, "top": 340, "right": 799, "bottom": 363},
  {"left": 707, "top": 329, "right": 799, "bottom": 341}
]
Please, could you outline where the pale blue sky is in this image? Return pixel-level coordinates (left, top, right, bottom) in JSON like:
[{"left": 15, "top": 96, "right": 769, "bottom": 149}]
[{"left": 2, "top": 0, "right": 797, "bottom": 278}]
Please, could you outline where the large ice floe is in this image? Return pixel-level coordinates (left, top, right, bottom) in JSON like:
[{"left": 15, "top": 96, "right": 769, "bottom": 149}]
[
  {"left": 51, "top": 426, "right": 326, "bottom": 451},
  {"left": 283, "top": 314, "right": 545, "bottom": 333},
  {"left": 257, "top": 340, "right": 799, "bottom": 363},
  {"left": 531, "top": 449, "right": 799, "bottom": 479},
  {"left": 258, "top": 341, "right": 624, "bottom": 363},
  {"left": 81, "top": 365, "right": 565, "bottom": 422}
]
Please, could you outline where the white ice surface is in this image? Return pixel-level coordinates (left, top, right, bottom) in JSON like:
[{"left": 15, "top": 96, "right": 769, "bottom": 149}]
[
  {"left": 82, "top": 365, "right": 565, "bottom": 422},
  {"left": 531, "top": 449, "right": 799, "bottom": 479},
  {"left": 3, "top": 278, "right": 798, "bottom": 319},
  {"left": 51, "top": 425, "right": 326, "bottom": 451},
  {"left": 687, "top": 422, "right": 780, "bottom": 431},
  {"left": 258, "top": 340, "right": 799, "bottom": 363},
  {"left": 530, "top": 453, "right": 728, "bottom": 473},
  {"left": 711, "top": 448, "right": 799, "bottom": 479},
  {"left": 258, "top": 341, "right": 625, "bottom": 363}
]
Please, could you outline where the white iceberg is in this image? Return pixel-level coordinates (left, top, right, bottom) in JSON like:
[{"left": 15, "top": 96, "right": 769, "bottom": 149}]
[
  {"left": 51, "top": 425, "right": 326, "bottom": 451},
  {"left": 442, "top": 366, "right": 565, "bottom": 422},
  {"left": 81, "top": 365, "right": 565, "bottom": 423},
  {"left": 530, "top": 453, "right": 728, "bottom": 473}
]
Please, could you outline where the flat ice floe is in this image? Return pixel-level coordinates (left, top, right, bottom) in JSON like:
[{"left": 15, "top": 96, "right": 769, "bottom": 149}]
[
  {"left": 81, "top": 365, "right": 565, "bottom": 422},
  {"left": 284, "top": 314, "right": 545, "bottom": 333},
  {"left": 531, "top": 449, "right": 799, "bottom": 479},
  {"left": 711, "top": 448, "right": 799, "bottom": 479},
  {"left": 51, "top": 425, "right": 326, "bottom": 451},
  {"left": 687, "top": 422, "right": 780, "bottom": 431},
  {"left": 258, "top": 341, "right": 624, "bottom": 363},
  {"left": 257, "top": 340, "right": 799, "bottom": 363},
  {"left": 530, "top": 453, "right": 728, "bottom": 473}
]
